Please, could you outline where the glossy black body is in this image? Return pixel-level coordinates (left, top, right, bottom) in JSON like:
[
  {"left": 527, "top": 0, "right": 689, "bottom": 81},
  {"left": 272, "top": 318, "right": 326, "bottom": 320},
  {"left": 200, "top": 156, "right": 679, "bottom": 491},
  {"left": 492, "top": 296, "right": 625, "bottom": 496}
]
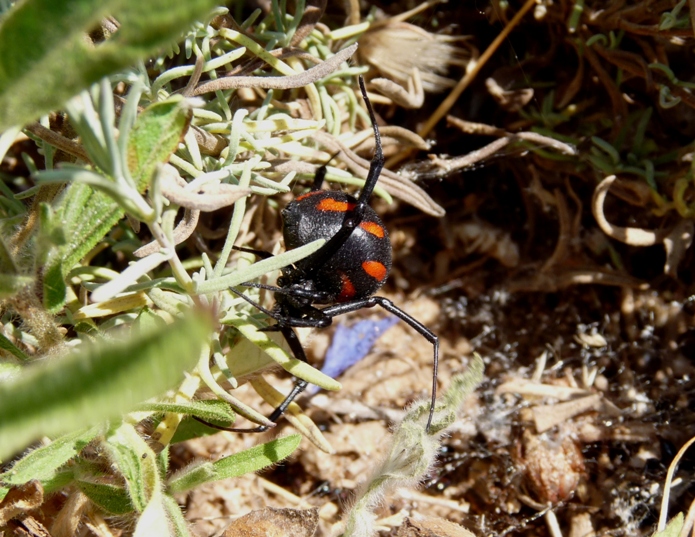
[{"left": 282, "top": 190, "right": 392, "bottom": 303}]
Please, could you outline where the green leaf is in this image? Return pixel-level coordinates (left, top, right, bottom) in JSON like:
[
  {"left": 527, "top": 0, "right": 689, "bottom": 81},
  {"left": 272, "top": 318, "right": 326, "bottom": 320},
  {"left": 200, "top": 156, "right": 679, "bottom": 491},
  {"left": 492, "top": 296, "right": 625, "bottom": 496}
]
[
  {"left": 167, "top": 434, "right": 302, "bottom": 494},
  {"left": 107, "top": 422, "right": 161, "bottom": 513},
  {"left": 0, "top": 426, "right": 101, "bottom": 485},
  {"left": 0, "top": 274, "right": 34, "bottom": 298},
  {"left": 127, "top": 98, "right": 191, "bottom": 188},
  {"left": 76, "top": 480, "right": 134, "bottom": 515},
  {"left": 40, "top": 469, "right": 75, "bottom": 494},
  {"left": 43, "top": 184, "right": 126, "bottom": 312},
  {"left": 194, "top": 239, "right": 326, "bottom": 295},
  {"left": 0, "top": 234, "right": 17, "bottom": 274},
  {"left": 0, "top": 235, "right": 32, "bottom": 299},
  {"left": 134, "top": 487, "right": 173, "bottom": 537},
  {"left": 652, "top": 513, "right": 684, "bottom": 537},
  {"left": 0, "top": 0, "right": 219, "bottom": 130},
  {"left": 0, "top": 332, "right": 28, "bottom": 362},
  {"left": 0, "top": 312, "right": 210, "bottom": 460},
  {"left": 168, "top": 416, "right": 226, "bottom": 444},
  {"left": 136, "top": 399, "right": 235, "bottom": 424},
  {"left": 42, "top": 261, "right": 69, "bottom": 313},
  {"left": 162, "top": 493, "right": 193, "bottom": 537},
  {"left": 226, "top": 315, "right": 341, "bottom": 391}
]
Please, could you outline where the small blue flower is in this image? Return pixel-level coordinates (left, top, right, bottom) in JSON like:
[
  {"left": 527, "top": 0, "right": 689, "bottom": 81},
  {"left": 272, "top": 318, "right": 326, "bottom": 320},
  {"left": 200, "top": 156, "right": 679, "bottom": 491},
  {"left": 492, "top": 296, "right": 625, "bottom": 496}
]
[{"left": 306, "top": 317, "right": 398, "bottom": 395}]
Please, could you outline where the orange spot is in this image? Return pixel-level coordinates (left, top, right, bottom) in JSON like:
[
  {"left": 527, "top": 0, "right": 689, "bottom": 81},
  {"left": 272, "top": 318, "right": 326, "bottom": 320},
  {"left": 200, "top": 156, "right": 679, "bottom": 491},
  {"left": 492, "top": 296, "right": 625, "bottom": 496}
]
[
  {"left": 295, "top": 190, "right": 323, "bottom": 201},
  {"left": 359, "top": 221, "right": 385, "bottom": 238},
  {"left": 338, "top": 273, "right": 356, "bottom": 301},
  {"left": 362, "top": 260, "right": 388, "bottom": 281},
  {"left": 316, "top": 198, "right": 356, "bottom": 212}
]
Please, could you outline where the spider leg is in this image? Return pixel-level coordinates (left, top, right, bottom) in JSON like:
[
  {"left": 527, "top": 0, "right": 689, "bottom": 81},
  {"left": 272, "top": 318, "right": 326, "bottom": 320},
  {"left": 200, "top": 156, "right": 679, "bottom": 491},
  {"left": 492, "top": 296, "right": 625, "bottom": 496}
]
[
  {"left": 217, "top": 323, "right": 324, "bottom": 433},
  {"left": 311, "top": 150, "right": 343, "bottom": 191},
  {"left": 355, "top": 76, "right": 383, "bottom": 205},
  {"left": 298, "top": 77, "right": 384, "bottom": 276},
  {"left": 239, "top": 281, "right": 333, "bottom": 303},
  {"left": 321, "top": 296, "right": 439, "bottom": 432},
  {"left": 199, "top": 288, "right": 332, "bottom": 432},
  {"left": 232, "top": 245, "right": 274, "bottom": 260}
]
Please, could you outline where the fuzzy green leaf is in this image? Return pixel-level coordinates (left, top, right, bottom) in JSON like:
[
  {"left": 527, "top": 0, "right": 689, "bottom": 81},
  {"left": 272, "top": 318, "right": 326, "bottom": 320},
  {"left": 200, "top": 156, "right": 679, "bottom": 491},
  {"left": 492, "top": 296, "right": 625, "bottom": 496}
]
[
  {"left": 43, "top": 184, "right": 125, "bottom": 312},
  {"left": 77, "top": 480, "right": 134, "bottom": 515},
  {"left": 167, "top": 434, "right": 302, "bottom": 494},
  {"left": 40, "top": 468, "right": 75, "bottom": 494},
  {"left": 134, "top": 487, "right": 173, "bottom": 537},
  {"left": 0, "top": 0, "right": 218, "bottom": 130},
  {"left": 0, "top": 312, "right": 210, "bottom": 460},
  {"left": 107, "top": 422, "right": 161, "bottom": 513},
  {"left": 127, "top": 98, "right": 191, "bottom": 187},
  {"left": 0, "top": 234, "right": 17, "bottom": 273},
  {"left": 0, "top": 426, "right": 101, "bottom": 485},
  {"left": 168, "top": 416, "right": 227, "bottom": 444},
  {"left": 136, "top": 399, "right": 235, "bottom": 424},
  {"left": 0, "top": 235, "right": 32, "bottom": 299},
  {"left": 163, "top": 493, "right": 193, "bottom": 537},
  {"left": 42, "top": 262, "right": 69, "bottom": 313}
]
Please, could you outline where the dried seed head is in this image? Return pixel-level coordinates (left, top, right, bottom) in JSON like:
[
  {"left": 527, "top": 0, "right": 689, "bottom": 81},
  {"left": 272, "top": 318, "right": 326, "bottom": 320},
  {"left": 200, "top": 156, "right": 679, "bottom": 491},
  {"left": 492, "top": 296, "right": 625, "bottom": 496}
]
[
  {"left": 517, "top": 429, "right": 585, "bottom": 504},
  {"left": 358, "top": 22, "right": 471, "bottom": 93}
]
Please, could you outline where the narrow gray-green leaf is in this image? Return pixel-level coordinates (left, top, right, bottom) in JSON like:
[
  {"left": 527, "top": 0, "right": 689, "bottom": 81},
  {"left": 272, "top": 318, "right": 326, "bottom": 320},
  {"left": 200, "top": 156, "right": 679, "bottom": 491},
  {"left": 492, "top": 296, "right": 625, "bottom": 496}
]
[
  {"left": 167, "top": 434, "right": 301, "bottom": 494},
  {"left": 76, "top": 480, "right": 134, "bottom": 515},
  {"left": 136, "top": 399, "right": 235, "bottom": 424},
  {"left": 0, "top": 312, "right": 210, "bottom": 460},
  {"left": 0, "top": 0, "right": 218, "bottom": 130},
  {"left": 194, "top": 239, "right": 325, "bottom": 295},
  {"left": 0, "top": 426, "right": 101, "bottom": 485}
]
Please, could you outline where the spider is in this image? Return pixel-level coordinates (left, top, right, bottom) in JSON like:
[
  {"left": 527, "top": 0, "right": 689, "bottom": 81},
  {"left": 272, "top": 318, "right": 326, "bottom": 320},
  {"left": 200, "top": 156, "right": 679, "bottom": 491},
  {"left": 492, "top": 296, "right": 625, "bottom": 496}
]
[{"left": 218, "top": 76, "right": 439, "bottom": 432}]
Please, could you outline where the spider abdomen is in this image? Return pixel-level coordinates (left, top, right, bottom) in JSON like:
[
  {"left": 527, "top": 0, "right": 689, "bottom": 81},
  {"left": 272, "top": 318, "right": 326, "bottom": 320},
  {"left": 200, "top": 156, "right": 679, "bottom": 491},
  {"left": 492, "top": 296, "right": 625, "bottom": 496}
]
[{"left": 282, "top": 190, "right": 392, "bottom": 303}]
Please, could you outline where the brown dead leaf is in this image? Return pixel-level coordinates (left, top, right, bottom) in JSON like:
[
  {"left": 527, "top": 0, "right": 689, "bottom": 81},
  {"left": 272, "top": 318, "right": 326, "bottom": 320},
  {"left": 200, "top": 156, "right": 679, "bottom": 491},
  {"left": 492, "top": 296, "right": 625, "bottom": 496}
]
[
  {"left": 0, "top": 480, "right": 44, "bottom": 527},
  {"left": 222, "top": 507, "right": 319, "bottom": 537},
  {"left": 6, "top": 516, "right": 52, "bottom": 537}
]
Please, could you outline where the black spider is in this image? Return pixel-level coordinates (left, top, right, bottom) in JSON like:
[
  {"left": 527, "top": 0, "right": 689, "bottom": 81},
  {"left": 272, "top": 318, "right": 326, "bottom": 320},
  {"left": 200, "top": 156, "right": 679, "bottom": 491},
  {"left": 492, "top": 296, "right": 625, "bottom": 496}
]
[{"left": 214, "top": 77, "right": 438, "bottom": 432}]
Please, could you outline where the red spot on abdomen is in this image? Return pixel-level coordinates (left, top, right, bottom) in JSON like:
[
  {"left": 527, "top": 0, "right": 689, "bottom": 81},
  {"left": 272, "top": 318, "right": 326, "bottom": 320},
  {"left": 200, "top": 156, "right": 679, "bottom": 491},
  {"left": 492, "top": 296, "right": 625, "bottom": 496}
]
[
  {"left": 295, "top": 190, "right": 323, "bottom": 202},
  {"left": 316, "top": 198, "right": 356, "bottom": 212},
  {"left": 338, "top": 273, "right": 356, "bottom": 301},
  {"left": 362, "top": 260, "right": 388, "bottom": 281},
  {"left": 359, "top": 221, "right": 385, "bottom": 238}
]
